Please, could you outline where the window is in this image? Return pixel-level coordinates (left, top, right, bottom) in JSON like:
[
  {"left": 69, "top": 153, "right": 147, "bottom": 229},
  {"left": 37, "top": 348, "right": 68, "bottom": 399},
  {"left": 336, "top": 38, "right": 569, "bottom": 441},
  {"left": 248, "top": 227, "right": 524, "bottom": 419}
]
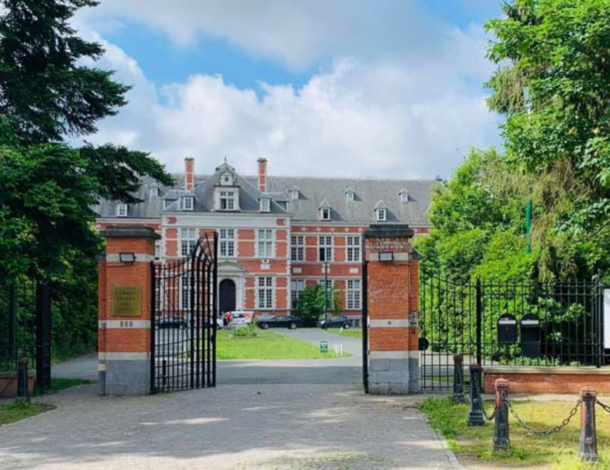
[
  {"left": 318, "top": 279, "right": 334, "bottom": 309},
  {"left": 182, "top": 197, "right": 194, "bottom": 211},
  {"left": 257, "top": 277, "right": 274, "bottom": 309},
  {"left": 399, "top": 191, "right": 409, "bottom": 203},
  {"left": 318, "top": 236, "right": 333, "bottom": 262},
  {"left": 376, "top": 208, "right": 387, "bottom": 221},
  {"left": 150, "top": 187, "right": 160, "bottom": 197},
  {"left": 290, "top": 190, "right": 299, "bottom": 200},
  {"left": 180, "top": 228, "right": 197, "bottom": 257},
  {"left": 219, "top": 229, "right": 235, "bottom": 258},
  {"left": 180, "top": 274, "right": 199, "bottom": 312},
  {"left": 346, "top": 236, "right": 361, "bottom": 262},
  {"left": 319, "top": 208, "right": 331, "bottom": 221},
  {"left": 257, "top": 229, "right": 274, "bottom": 258},
  {"left": 347, "top": 279, "right": 362, "bottom": 310},
  {"left": 219, "top": 191, "right": 237, "bottom": 211},
  {"left": 116, "top": 204, "right": 128, "bottom": 217},
  {"left": 290, "top": 279, "right": 305, "bottom": 310},
  {"left": 345, "top": 191, "right": 355, "bottom": 202},
  {"left": 155, "top": 240, "right": 162, "bottom": 259},
  {"left": 291, "top": 236, "right": 305, "bottom": 262},
  {"left": 260, "top": 198, "right": 270, "bottom": 212}
]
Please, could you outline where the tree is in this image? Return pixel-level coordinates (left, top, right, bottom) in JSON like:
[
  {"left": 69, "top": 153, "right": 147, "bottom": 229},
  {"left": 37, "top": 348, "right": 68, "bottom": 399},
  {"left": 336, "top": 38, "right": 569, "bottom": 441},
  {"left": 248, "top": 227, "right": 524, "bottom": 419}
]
[
  {"left": 297, "top": 284, "right": 342, "bottom": 326},
  {"left": 0, "top": 0, "right": 128, "bottom": 144},
  {"left": 486, "top": 0, "right": 610, "bottom": 277}
]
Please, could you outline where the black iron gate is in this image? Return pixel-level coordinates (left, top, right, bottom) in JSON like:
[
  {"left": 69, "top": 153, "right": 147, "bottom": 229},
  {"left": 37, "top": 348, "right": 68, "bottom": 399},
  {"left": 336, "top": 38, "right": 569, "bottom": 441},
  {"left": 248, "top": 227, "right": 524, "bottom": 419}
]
[
  {"left": 0, "top": 278, "right": 52, "bottom": 394},
  {"left": 419, "top": 274, "right": 606, "bottom": 391},
  {"left": 151, "top": 233, "right": 218, "bottom": 393}
]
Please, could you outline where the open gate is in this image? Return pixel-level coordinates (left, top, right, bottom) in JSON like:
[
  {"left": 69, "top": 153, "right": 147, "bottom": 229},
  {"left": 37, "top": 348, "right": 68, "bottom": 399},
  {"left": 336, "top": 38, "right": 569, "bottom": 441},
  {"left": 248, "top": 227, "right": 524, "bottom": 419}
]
[
  {"left": 151, "top": 232, "right": 218, "bottom": 393},
  {"left": 419, "top": 273, "right": 606, "bottom": 391}
]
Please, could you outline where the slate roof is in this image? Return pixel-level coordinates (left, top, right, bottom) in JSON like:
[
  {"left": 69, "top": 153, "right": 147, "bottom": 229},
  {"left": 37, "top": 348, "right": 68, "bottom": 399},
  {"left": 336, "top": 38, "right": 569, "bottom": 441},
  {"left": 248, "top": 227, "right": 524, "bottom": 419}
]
[{"left": 94, "top": 165, "right": 437, "bottom": 226}]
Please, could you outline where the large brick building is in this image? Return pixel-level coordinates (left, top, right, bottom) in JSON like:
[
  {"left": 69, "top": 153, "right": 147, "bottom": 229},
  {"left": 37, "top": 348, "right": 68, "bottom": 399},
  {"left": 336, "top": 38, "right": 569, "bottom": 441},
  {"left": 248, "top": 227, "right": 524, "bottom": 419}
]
[{"left": 95, "top": 157, "right": 434, "bottom": 320}]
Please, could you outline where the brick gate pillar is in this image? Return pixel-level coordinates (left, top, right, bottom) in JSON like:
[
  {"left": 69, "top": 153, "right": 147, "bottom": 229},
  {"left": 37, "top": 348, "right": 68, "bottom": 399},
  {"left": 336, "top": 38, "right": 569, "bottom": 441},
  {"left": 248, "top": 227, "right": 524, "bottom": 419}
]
[
  {"left": 364, "top": 224, "right": 420, "bottom": 395},
  {"left": 98, "top": 226, "right": 160, "bottom": 396}
]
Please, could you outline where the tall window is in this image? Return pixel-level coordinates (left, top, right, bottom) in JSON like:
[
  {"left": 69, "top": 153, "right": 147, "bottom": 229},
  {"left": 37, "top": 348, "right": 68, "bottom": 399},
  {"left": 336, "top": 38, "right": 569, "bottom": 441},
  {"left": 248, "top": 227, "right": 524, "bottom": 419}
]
[
  {"left": 257, "top": 229, "right": 274, "bottom": 258},
  {"left": 257, "top": 277, "right": 274, "bottom": 309},
  {"left": 182, "top": 196, "right": 194, "bottom": 211},
  {"left": 290, "top": 279, "right": 305, "bottom": 310},
  {"left": 319, "top": 208, "right": 331, "bottom": 220},
  {"left": 260, "top": 198, "right": 270, "bottom": 212},
  {"left": 180, "top": 228, "right": 197, "bottom": 257},
  {"left": 181, "top": 276, "right": 192, "bottom": 311},
  {"left": 291, "top": 236, "right": 305, "bottom": 262},
  {"left": 220, "top": 191, "right": 237, "bottom": 210},
  {"left": 347, "top": 279, "right": 362, "bottom": 310},
  {"left": 150, "top": 187, "right": 159, "bottom": 197},
  {"left": 376, "top": 208, "right": 387, "bottom": 221},
  {"left": 116, "top": 204, "right": 128, "bottom": 217},
  {"left": 318, "top": 236, "right": 333, "bottom": 262},
  {"left": 346, "top": 236, "right": 361, "bottom": 262},
  {"left": 219, "top": 229, "right": 235, "bottom": 258}
]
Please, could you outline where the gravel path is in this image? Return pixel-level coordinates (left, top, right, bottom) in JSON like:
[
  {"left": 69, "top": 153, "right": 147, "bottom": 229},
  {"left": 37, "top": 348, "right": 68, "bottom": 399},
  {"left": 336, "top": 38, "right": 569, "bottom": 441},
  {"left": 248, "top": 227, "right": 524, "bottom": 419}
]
[{"left": 0, "top": 384, "right": 460, "bottom": 470}]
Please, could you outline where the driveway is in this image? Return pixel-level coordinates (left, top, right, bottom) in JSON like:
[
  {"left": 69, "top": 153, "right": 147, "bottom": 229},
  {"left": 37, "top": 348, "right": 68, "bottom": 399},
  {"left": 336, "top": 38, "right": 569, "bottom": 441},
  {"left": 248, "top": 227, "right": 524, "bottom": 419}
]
[
  {"left": 0, "top": 383, "right": 460, "bottom": 470},
  {"left": 53, "top": 329, "right": 364, "bottom": 386}
]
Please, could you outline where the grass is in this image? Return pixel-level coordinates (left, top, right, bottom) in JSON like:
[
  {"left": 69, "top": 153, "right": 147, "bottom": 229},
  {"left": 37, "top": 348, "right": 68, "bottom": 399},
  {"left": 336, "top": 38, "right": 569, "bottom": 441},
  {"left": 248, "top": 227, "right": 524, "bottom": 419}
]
[
  {"left": 327, "top": 328, "right": 363, "bottom": 339},
  {"left": 48, "top": 378, "right": 94, "bottom": 393},
  {"left": 419, "top": 396, "right": 610, "bottom": 469},
  {"left": 0, "top": 399, "right": 53, "bottom": 427},
  {"left": 217, "top": 330, "right": 350, "bottom": 360}
]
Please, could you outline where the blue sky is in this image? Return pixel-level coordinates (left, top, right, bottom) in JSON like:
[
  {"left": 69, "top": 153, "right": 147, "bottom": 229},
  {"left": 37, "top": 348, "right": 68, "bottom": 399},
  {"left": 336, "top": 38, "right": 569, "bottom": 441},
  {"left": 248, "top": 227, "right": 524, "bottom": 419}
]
[{"left": 76, "top": 0, "right": 505, "bottom": 178}]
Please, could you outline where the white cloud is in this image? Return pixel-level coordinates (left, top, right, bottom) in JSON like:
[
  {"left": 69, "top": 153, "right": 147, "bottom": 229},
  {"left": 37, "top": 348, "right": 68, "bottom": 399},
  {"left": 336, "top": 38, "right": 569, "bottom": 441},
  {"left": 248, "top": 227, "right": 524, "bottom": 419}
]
[{"left": 73, "top": 1, "right": 501, "bottom": 178}]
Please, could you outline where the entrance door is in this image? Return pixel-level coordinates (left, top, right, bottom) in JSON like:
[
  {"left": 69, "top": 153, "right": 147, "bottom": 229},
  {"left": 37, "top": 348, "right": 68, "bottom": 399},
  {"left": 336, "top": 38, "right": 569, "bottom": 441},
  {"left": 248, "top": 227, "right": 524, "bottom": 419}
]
[{"left": 219, "top": 279, "right": 237, "bottom": 315}]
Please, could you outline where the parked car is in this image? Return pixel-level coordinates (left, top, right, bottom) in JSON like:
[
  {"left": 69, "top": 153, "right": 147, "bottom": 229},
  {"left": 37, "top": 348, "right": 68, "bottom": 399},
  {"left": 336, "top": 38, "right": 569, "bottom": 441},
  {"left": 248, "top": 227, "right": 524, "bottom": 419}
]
[
  {"left": 319, "top": 315, "right": 353, "bottom": 329},
  {"left": 256, "top": 315, "right": 305, "bottom": 330},
  {"left": 155, "top": 316, "right": 187, "bottom": 330},
  {"left": 228, "top": 316, "right": 250, "bottom": 328},
  {"left": 223, "top": 310, "right": 254, "bottom": 326}
]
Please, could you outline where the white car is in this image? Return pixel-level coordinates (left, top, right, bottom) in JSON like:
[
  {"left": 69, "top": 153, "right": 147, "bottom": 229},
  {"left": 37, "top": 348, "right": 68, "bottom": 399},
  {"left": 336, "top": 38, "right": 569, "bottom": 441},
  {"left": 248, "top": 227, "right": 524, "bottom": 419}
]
[
  {"left": 224, "top": 311, "right": 254, "bottom": 327},
  {"left": 228, "top": 317, "right": 250, "bottom": 328}
]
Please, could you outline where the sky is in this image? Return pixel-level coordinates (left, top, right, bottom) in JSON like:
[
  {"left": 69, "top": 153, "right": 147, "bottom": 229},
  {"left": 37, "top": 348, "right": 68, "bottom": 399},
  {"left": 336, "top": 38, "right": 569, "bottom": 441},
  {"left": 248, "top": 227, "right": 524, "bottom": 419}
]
[{"left": 73, "top": 0, "right": 505, "bottom": 179}]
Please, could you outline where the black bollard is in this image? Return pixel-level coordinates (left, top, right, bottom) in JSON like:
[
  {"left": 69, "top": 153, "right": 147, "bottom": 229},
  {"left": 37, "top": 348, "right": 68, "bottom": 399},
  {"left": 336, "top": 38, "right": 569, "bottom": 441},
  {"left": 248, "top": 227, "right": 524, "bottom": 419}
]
[
  {"left": 468, "top": 364, "right": 485, "bottom": 426},
  {"left": 493, "top": 379, "right": 510, "bottom": 452},
  {"left": 579, "top": 387, "right": 598, "bottom": 462},
  {"left": 453, "top": 354, "right": 465, "bottom": 403},
  {"left": 17, "top": 358, "right": 29, "bottom": 401}
]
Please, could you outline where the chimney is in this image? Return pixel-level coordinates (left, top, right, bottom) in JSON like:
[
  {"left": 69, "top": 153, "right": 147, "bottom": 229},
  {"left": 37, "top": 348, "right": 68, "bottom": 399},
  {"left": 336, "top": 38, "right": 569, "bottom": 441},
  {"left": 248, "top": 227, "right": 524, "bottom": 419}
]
[
  {"left": 257, "top": 157, "right": 268, "bottom": 193},
  {"left": 184, "top": 157, "right": 194, "bottom": 191}
]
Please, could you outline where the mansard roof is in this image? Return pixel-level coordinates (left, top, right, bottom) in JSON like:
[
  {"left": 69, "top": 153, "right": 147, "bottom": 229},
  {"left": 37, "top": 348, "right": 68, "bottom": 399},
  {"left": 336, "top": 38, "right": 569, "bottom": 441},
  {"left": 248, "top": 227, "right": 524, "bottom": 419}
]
[{"left": 94, "top": 161, "right": 436, "bottom": 225}]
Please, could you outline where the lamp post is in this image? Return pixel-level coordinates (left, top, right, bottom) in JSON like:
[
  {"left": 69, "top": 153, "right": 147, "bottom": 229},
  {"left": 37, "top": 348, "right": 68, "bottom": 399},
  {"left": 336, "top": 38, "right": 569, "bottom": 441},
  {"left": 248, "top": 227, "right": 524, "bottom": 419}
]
[{"left": 324, "top": 260, "right": 329, "bottom": 330}]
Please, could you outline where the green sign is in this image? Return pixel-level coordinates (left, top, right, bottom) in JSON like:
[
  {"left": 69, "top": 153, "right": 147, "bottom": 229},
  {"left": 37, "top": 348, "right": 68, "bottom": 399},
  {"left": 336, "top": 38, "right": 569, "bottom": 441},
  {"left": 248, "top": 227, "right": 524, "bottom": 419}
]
[{"left": 320, "top": 341, "right": 329, "bottom": 353}]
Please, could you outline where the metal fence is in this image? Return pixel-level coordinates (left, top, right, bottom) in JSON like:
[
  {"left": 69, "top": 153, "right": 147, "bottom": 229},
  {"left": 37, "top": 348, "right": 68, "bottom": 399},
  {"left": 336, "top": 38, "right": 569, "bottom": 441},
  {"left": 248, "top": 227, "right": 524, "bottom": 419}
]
[
  {"left": 0, "top": 278, "right": 52, "bottom": 393},
  {"left": 419, "top": 274, "right": 606, "bottom": 391}
]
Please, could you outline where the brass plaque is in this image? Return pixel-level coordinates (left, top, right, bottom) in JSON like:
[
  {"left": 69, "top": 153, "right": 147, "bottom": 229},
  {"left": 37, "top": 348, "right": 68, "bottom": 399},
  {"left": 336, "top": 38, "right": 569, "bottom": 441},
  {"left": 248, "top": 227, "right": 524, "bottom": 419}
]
[{"left": 111, "top": 287, "right": 142, "bottom": 317}]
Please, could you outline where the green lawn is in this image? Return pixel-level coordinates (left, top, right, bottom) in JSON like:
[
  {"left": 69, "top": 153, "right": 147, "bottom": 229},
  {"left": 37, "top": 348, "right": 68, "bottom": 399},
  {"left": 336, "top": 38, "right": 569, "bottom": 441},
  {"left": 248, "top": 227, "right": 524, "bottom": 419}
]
[
  {"left": 0, "top": 400, "right": 53, "bottom": 427},
  {"left": 420, "top": 397, "right": 610, "bottom": 469},
  {"left": 327, "top": 328, "right": 362, "bottom": 339},
  {"left": 217, "top": 330, "right": 350, "bottom": 360}
]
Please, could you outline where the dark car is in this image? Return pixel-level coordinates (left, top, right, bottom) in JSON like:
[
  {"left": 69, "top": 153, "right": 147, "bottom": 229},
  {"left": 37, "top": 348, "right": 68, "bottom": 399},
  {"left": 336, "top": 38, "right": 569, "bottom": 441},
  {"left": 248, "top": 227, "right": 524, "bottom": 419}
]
[
  {"left": 256, "top": 315, "right": 305, "bottom": 330},
  {"left": 320, "top": 315, "right": 353, "bottom": 329},
  {"left": 155, "top": 316, "right": 187, "bottom": 330}
]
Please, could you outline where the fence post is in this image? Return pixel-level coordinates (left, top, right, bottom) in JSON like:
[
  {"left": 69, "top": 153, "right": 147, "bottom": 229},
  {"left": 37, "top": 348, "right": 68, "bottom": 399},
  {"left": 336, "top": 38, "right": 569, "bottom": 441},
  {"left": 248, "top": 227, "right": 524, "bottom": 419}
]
[
  {"left": 493, "top": 379, "right": 510, "bottom": 452},
  {"left": 17, "top": 358, "right": 29, "bottom": 401},
  {"left": 468, "top": 364, "right": 485, "bottom": 426},
  {"left": 579, "top": 387, "right": 598, "bottom": 462},
  {"left": 475, "top": 278, "right": 482, "bottom": 366},
  {"left": 453, "top": 354, "right": 465, "bottom": 403}
]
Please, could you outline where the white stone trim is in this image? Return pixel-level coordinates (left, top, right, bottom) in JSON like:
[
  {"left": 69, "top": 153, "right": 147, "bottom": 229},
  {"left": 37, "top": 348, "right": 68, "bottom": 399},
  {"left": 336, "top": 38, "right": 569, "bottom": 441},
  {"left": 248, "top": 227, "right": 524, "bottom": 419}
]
[
  {"left": 368, "top": 253, "right": 411, "bottom": 262},
  {"left": 370, "top": 319, "right": 411, "bottom": 327},
  {"left": 98, "top": 363, "right": 106, "bottom": 371},
  {"left": 99, "top": 352, "right": 150, "bottom": 360},
  {"left": 99, "top": 320, "right": 151, "bottom": 329},
  {"left": 369, "top": 351, "right": 418, "bottom": 359}
]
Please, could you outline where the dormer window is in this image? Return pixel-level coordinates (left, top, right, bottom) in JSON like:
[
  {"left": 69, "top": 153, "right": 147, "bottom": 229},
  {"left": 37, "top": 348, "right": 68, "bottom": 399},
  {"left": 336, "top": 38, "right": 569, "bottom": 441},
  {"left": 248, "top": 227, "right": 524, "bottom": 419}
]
[
  {"left": 399, "top": 189, "right": 409, "bottom": 204},
  {"left": 150, "top": 187, "right": 160, "bottom": 198},
  {"left": 260, "top": 197, "right": 271, "bottom": 212},
  {"left": 182, "top": 197, "right": 194, "bottom": 211},
  {"left": 319, "top": 208, "right": 331, "bottom": 221},
  {"left": 376, "top": 208, "right": 387, "bottom": 221},
  {"left": 220, "top": 172, "right": 234, "bottom": 186},
  {"left": 217, "top": 190, "right": 238, "bottom": 211},
  {"left": 345, "top": 188, "right": 356, "bottom": 203},
  {"left": 290, "top": 189, "right": 299, "bottom": 201},
  {"left": 116, "top": 204, "right": 128, "bottom": 217}
]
